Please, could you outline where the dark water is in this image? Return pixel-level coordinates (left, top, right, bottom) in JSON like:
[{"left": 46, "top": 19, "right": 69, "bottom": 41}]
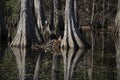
[{"left": 0, "top": 44, "right": 117, "bottom": 80}]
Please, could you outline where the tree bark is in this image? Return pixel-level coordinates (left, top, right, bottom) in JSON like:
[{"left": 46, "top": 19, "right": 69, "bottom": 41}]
[
  {"left": 11, "top": 0, "right": 42, "bottom": 47},
  {"left": 115, "top": 0, "right": 120, "bottom": 80},
  {"left": 61, "top": 0, "right": 90, "bottom": 49},
  {"left": 50, "top": 0, "right": 63, "bottom": 37},
  {"left": 34, "top": 0, "right": 47, "bottom": 41}
]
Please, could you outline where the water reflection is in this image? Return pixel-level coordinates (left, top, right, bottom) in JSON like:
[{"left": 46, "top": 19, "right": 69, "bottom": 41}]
[
  {"left": 0, "top": 38, "right": 8, "bottom": 63},
  {"left": 61, "top": 48, "right": 84, "bottom": 80},
  {"left": 52, "top": 51, "right": 60, "bottom": 80},
  {"left": 84, "top": 51, "right": 93, "bottom": 80},
  {"left": 116, "top": 50, "right": 120, "bottom": 80},
  {"left": 11, "top": 47, "right": 26, "bottom": 80},
  {"left": 34, "top": 53, "right": 40, "bottom": 80},
  {"left": 0, "top": 45, "right": 116, "bottom": 80}
]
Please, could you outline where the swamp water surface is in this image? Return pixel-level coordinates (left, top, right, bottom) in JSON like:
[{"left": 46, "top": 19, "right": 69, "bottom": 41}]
[{"left": 0, "top": 44, "right": 117, "bottom": 80}]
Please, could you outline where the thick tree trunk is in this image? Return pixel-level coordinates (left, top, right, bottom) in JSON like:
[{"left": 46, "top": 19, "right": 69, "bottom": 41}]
[
  {"left": 61, "top": 0, "right": 90, "bottom": 49},
  {"left": 11, "top": 0, "right": 42, "bottom": 47}
]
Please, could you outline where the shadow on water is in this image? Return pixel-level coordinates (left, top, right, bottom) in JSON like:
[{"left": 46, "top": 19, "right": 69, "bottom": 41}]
[{"left": 0, "top": 38, "right": 8, "bottom": 63}]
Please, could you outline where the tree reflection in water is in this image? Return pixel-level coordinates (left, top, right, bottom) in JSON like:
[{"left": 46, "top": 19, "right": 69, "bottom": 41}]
[
  {"left": 61, "top": 48, "right": 84, "bottom": 80},
  {"left": 52, "top": 53, "right": 58, "bottom": 80},
  {"left": 116, "top": 49, "right": 120, "bottom": 80},
  {"left": 11, "top": 47, "right": 26, "bottom": 80},
  {"left": 8, "top": 46, "right": 116, "bottom": 80},
  {"left": 33, "top": 54, "right": 40, "bottom": 80}
]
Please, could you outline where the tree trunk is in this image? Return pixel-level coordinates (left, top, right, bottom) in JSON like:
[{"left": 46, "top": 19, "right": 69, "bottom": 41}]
[
  {"left": 0, "top": 1, "right": 2, "bottom": 43},
  {"left": 61, "top": 0, "right": 90, "bottom": 49},
  {"left": 11, "top": 0, "right": 42, "bottom": 47},
  {"left": 115, "top": 0, "right": 120, "bottom": 80},
  {"left": 50, "top": 0, "right": 63, "bottom": 37},
  {"left": 34, "top": 0, "right": 46, "bottom": 41}
]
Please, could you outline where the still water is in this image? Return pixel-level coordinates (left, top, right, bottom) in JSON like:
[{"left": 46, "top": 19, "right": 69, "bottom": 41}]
[{"left": 0, "top": 43, "right": 117, "bottom": 80}]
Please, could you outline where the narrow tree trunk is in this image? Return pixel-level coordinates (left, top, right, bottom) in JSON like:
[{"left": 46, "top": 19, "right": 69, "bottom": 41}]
[
  {"left": 115, "top": 0, "right": 120, "bottom": 80},
  {"left": 101, "top": 0, "right": 105, "bottom": 60},
  {"left": 11, "top": 0, "right": 42, "bottom": 47},
  {"left": 34, "top": 0, "right": 46, "bottom": 41},
  {"left": 50, "top": 0, "right": 63, "bottom": 37},
  {"left": 74, "top": 0, "right": 81, "bottom": 31},
  {"left": 53, "top": 0, "right": 59, "bottom": 35},
  {"left": 61, "top": 0, "right": 90, "bottom": 49},
  {"left": 89, "top": 1, "right": 95, "bottom": 80}
]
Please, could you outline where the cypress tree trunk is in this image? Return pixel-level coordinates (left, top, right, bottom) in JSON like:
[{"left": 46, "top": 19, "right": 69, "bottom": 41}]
[
  {"left": 11, "top": 0, "right": 42, "bottom": 47},
  {"left": 53, "top": 0, "right": 62, "bottom": 36},
  {"left": 115, "top": 0, "right": 120, "bottom": 79},
  {"left": 34, "top": 0, "right": 46, "bottom": 41},
  {"left": 50, "top": 0, "right": 63, "bottom": 37},
  {"left": 53, "top": 0, "right": 59, "bottom": 35},
  {"left": 61, "top": 0, "right": 90, "bottom": 49}
]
